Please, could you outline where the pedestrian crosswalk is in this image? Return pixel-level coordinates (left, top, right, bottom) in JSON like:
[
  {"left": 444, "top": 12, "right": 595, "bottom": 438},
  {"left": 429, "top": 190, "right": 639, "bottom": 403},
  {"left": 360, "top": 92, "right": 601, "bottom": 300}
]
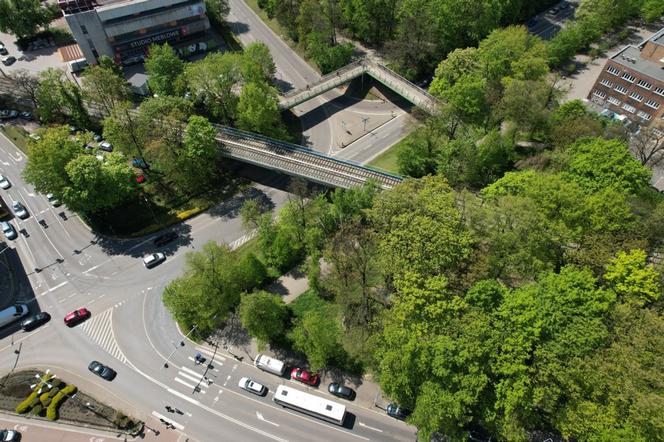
[
  {"left": 174, "top": 366, "right": 211, "bottom": 393},
  {"left": 79, "top": 306, "right": 128, "bottom": 364}
]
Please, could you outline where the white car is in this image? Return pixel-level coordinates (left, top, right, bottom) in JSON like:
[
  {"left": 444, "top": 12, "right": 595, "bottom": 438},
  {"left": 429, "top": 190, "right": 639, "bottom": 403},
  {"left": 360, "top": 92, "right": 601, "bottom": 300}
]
[
  {"left": 1, "top": 221, "right": 17, "bottom": 240},
  {"left": 238, "top": 377, "right": 267, "bottom": 396},
  {"left": 143, "top": 252, "right": 165, "bottom": 269},
  {"left": 0, "top": 175, "right": 9, "bottom": 189},
  {"left": 46, "top": 193, "right": 61, "bottom": 207},
  {"left": 12, "top": 201, "right": 28, "bottom": 219}
]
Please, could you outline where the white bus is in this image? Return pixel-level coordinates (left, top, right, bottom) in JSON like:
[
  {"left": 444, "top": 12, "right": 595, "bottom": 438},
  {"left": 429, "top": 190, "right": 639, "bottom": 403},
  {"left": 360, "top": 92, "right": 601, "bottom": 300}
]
[{"left": 273, "top": 385, "right": 347, "bottom": 425}]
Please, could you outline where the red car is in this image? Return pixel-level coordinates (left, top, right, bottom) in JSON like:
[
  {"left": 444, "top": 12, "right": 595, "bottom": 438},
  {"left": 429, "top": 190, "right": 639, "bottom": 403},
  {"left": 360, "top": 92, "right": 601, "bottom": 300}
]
[
  {"left": 64, "top": 308, "right": 90, "bottom": 327},
  {"left": 290, "top": 368, "right": 319, "bottom": 386}
]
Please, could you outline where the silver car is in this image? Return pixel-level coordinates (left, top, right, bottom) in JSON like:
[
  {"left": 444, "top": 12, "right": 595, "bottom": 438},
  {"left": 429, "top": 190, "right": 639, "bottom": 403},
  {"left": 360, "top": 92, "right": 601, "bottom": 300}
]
[
  {"left": 143, "top": 252, "right": 165, "bottom": 268},
  {"left": 1, "top": 221, "right": 17, "bottom": 240},
  {"left": 0, "top": 175, "right": 10, "bottom": 189},
  {"left": 12, "top": 201, "right": 28, "bottom": 219}
]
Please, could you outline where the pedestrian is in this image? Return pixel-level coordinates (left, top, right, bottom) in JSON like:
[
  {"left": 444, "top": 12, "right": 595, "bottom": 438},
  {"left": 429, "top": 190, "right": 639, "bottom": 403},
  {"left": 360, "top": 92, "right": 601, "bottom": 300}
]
[{"left": 165, "top": 405, "right": 173, "bottom": 412}]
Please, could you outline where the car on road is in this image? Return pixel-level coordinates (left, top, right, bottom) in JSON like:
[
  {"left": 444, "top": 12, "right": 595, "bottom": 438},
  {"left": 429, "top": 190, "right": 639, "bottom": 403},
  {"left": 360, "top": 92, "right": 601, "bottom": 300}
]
[
  {"left": 0, "top": 43, "right": 7, "bottom": 55},
  {"left": 64, "top": 307, "right": 90, "bottom": 327},
  {"left": 20, "top": 312, "right": 51, "bottom": 331},
  {"left": 328, "top": 382, "right": 355, "bottom": 400},
  {"left": 0, "top": 429, "right": 20, "bottom": 441},
  {"left": 386, "top": 403, "right": 410, "bottom": 420},
  {"left": 1, "top": 221, "right": 17, "bottom": 240},
  {"left": 143, "top": 252, "right": 165, "bottom": 268},
  {"left": 88, "top": 360, "right": 117, "bottom": 381},
  {"left": 1, "top": 56, "right": 16, "bottom": 66},
  {"left": 238, "top": 377, "right": 267, "bottom": 396},
  {"left": 12, "top": 201, "right": 28, "bottom": 219},
  {"left": 46, "top": 193, "right": 61, "bottom": 207},
  {"left": 153, "top": 231, "right": 178, "bottom": 247},
  {"left": 99, "top": 141, "right": 113, "bottom": 152},
  {"left": 0, "top": 175, "right": 10, "bottom": 189},
  {"left": 290, "top": 368, "right": 319, "bottom": 386}
]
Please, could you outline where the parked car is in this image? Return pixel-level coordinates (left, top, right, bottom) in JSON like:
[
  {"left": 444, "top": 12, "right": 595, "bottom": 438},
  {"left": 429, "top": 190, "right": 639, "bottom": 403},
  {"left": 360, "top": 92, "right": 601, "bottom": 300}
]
[
  {"left": 19, "top": 111, "right": 32, "bottom": 120},
  {"left": 0, "top": 174, "right": 10, "bottom": 189},
  {"left": 1, "top": 56, "right": 16, "bottom": 66},
  {"left": 1, "top": 221, "right": 17, "bottom": 240},
  {"left": 28, "top": 133, "right": 41, "bottom": 141},
  {"left": 46, "top": 193, "right": 61, "bottom": 207},
  {"left": 136, "top": 174, "right": 147, "bottom": 184},
  {"left": 0, "top": 43, "right": 7, "bottom": 55},
  {"left": 328, "top": 382, "right": 355, "bottom": 400},
  {"left": 549, "top": 7, "right": 559, "bottom": 14},
  {"left": 290, "top": 368, "right": 319, "bottom": 386},
  {"left": 99, "top": 141, "right": 113, "bottom": 152},
  {"left": 143, "top": 252, "right": 165, "bottom": 269},
  {"left": 20, "top": 312, "right": 51, "bottom": 331},
  {"left": 88, "top": 360, "right": 116, "bottom": 381},
  {"left": 386, "top": 403, "right": 410, "bottom": 420},
  {"left": 12, "top": 201, "right": 28, "bottom": 219},
  {"left": 238, "top": 377, "right": 267, "bottom": 396},
  {"left": 132, "top": 157, "right": 150, "bottom": 169},
  {"left": 64, "top": 307, "right": 90, "bottom": 327},
  {"left": 0, "top": 429, "right": 20, "bottom": 442},
  {"left": 93, "top": 133, "right": 102, "bottom": 142},
  {"left": 153, "top": 231, "right": 178, "bottom": 247}
]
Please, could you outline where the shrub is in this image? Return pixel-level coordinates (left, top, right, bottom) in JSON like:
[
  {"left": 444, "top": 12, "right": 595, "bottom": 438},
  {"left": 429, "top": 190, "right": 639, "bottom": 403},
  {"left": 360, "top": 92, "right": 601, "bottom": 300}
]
[
  {"left": 46, "top": 384, "right": 77, "bottom": 421},
  {"left": 30, "top": 404, "right": 43, "bottom": 416},
  {"left": 39, "top": 392, "right": 51, "bottom": 407}
]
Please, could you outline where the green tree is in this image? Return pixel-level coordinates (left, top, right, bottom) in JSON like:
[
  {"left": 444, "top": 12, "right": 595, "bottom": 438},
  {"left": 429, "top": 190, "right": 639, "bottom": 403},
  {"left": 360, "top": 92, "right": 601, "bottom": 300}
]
[
  {"left": 205, "top": 0, "right": 230, "bottom": 23},
  {"left": 289, "top": 303, "right": 343, "bottom": 371},
  {"left": 179, "top": 115, "right": 219, "bottom": 191},
  {"left": 163, "top": 242, "right": 251, "bottom": 337},
  {"left": 396, "top": 125, "right": 443, "bottom": 178},
  {"left": 22, "top": 126, "right": 81, "bottom": 197},
  {"left": 494, "top": 266, "right": 615, "bottom": 441},
  {"left": 144, "top": 43, "right": 185, "bottom": 97},
  {"left": 562, "top": 137, "right": 652, "bottom": 195},
  {"left": 236, "top": 82, "right": 286, "bottom": 137},
  {"left": 185, "top": 52, "right": 244, "bottom": 122},
  {"left": 239, "top": 291, "right": 289, "bottom": 348},
  {"left": 35, "top": 68, "right": 68, "bottom": 123},
  {"left": 604, "top": 249, "right": 661, "bottom": 306},
  {"left": 62, "top": 153, "right": 136, "bottom": 213},
  {"left": 498, "top": 77, "right": 558, "bottom": 138},
  {"left": 369, "top": 176, "right": 472, "bottom": 280},
  {"left": 243, "top": 42, "right": 276, "bottom": 82},
  {"left": 82, "top": 57, "right": 131, "bottom": 116},
  {"left": 0, "top": 0, "right": 59, "bottom": 39}
]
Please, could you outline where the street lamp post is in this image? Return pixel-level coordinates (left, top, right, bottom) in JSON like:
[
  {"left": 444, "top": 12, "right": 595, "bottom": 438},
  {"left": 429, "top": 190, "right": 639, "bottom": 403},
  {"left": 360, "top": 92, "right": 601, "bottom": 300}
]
[{"left": 162, "top": 324, "right": 197, "bottom": 368}]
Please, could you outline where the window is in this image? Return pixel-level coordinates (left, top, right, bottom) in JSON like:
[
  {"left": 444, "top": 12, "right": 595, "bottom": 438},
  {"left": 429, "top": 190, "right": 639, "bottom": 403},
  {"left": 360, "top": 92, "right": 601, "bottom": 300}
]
[
  {"left": 654, "top": 128, "right": 664, "bottom": 137},
  {"left": 637, "top": 110, "right": 651, "bottom": 121},
  {"left": 607, "top": 96, "right": 621, "bottom": 106},
  {"left": 614, "top": 84, "right": 629, "bottom": 94},
  {"left": 622, "top": 103, "right": 636, "bottom": 113},
  {"left": 655, "top": 87, "right": 664, "bottom": 97},
  {"left": 637, "top": 79, "right": 652, "bottom": 89},
  {"left": 80, "top": 24, "right": 88, "bottom": 34},
  {"left": 645, "top": 99, "right": 660, "bottom": 109},
  {"left": 600, "top": 78, "right": 613, "bottom": 88},
  {"left": 629, "top": 91, "right": 644, "bottom": 102},
  {"left": 607, "top": 65, "right": 620, "bottom": 76},
  {"left": 621, "top": 72, "right": 636, "bottom": 83},
  {"left": 593, "top": 89, "right": 607, "bottom": 98}
]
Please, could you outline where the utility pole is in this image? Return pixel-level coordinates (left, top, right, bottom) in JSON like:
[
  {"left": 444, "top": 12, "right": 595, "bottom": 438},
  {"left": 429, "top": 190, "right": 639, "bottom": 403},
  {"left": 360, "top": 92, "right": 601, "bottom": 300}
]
[{"left": 361, "top": 117, "right": 369, "bottom": 132}]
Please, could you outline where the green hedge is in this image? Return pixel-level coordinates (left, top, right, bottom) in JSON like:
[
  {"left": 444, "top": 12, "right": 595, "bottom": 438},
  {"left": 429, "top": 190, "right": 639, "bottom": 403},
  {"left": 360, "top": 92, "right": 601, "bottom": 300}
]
[
  {"left": 16, "top": 389, "right": 42, "bottom": 414},
  {"left": 46, "top": 385, "right": 77, "bottom": 421}
]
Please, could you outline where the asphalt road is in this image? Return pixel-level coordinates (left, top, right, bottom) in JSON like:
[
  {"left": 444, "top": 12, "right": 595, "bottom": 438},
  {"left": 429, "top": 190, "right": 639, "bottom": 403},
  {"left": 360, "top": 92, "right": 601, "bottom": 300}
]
[
  {"left": 0, "top": 127, "right": 415, "bottom": 441},
  {"left": 527, "top": 0, "right": 579, "bottom": 40}
]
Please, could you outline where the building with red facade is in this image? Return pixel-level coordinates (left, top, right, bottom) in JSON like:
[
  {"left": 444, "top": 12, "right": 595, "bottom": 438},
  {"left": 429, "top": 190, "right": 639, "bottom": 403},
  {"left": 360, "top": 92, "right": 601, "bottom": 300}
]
[{"left": 588, "top": 28, "right": 664, "bottom": 126}]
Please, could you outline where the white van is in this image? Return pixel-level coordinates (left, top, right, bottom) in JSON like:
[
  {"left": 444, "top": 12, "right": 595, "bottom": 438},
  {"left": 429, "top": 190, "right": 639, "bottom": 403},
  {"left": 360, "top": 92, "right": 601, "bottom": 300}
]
[
  {"left": 254, "top": 354, "right": 285, "bottom": 376},
  {"left": 0, "top": 304, "right": 29, "bottom": 328}
]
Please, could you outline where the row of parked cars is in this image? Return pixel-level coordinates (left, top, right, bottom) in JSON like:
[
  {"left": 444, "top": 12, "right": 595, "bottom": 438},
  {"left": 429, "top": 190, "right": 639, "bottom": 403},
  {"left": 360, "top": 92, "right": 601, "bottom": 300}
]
[
  {"left": 243, "top": 354, "right": 409, "bottom": 419},
  {"left": 0, "top": 110, "right": 31, "bottom": 120}
]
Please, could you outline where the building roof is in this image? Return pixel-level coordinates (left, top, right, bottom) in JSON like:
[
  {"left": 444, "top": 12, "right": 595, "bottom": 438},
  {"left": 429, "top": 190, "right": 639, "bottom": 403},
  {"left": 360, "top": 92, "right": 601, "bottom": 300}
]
[{"left": 611, "top": 45, "right": 664, "bottom": 83}]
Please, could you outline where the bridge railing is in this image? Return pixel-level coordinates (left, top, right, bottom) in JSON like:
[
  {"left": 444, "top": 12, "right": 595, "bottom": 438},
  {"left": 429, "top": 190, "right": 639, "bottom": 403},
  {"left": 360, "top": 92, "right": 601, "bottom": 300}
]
[
  {"left": 366, "top": 62, "right": 439, "bottom": 105},
  {"left": 281, "top": 60, "right": 367, "bottom": 98},
  {"left": 278, "top": 64, "right": 367, "bottom": 109},
  {"left": 213, "top": 124, "right": 403, "bottom": 182}
]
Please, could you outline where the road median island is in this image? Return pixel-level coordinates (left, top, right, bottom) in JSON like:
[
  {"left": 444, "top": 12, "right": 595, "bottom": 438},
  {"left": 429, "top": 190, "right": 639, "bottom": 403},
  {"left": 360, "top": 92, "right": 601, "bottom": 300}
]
[{"left": 0, "top": 369, "right": 143, "bottom": 436}]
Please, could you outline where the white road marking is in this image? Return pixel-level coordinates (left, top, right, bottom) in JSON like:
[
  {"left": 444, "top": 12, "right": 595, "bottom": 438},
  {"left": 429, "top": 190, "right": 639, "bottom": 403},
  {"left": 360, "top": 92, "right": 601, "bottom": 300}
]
[
  {"left": 179, "top": 366, "right": 204, "bottom": 377},
  {"left": 194, "top": 346, "right": 227, "bottom": 361},
  {"left": 173, "top": 377, "right": 206, "bottom": 393},
  {"left": 257, "top": 412, "right": 280, "bottom": 427},
  {"left": 359, "top": 422, "right": 383, "bottom": 433},
  {"left": 176, "top": 371, "right": 203, "bottom": 385},
  {"left": 150, "top": 411, "right": 184, "bottom": 430},
  {"left": 0, "top": 325, "right": 49, "bottom": 353}
]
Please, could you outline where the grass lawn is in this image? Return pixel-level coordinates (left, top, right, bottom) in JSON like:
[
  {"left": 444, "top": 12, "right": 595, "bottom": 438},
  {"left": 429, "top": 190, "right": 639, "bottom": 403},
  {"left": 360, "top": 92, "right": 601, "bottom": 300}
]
[
  {"left": 368, "top": 138, "right": 406, "bottom": 174},
  {"left": 0, "top": 125, "right": 30, "bottom": 154}
]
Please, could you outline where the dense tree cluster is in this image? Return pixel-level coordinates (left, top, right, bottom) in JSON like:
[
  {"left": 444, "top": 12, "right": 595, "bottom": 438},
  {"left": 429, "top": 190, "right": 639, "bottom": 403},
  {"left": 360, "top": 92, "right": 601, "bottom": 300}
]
[{"left": 0, "top": 0, "right": 60, "bottom": 39}]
